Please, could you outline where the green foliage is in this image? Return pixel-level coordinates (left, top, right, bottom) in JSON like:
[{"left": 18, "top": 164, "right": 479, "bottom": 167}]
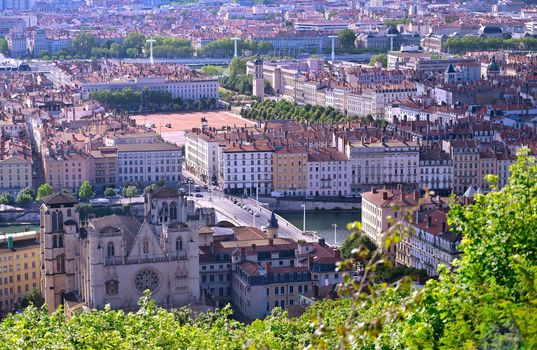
[
  {"left": 241, "top": 99, "right": 383, "bottom": 125},
  {"left": 199, "top": 38, "right": 272, "bottom": 58},
  {"left": 0, "top": 37, "right": 8, "bottom": 54},
  {"left": 330, "top": 149, "right": 537, "bottom": 349},
  {"left": 90, "top": 88, "right": 218, "bottom": 113},
  {"left": 20, "top": 288, "right": 44, "bottom": 309},
  {"left": 122, "top": 186, "right": 138, "bottom": 199},
  {"left": 338, "top": 28, "right": 356, "bottom": 49},
  {"left": 444, "top": 36, "right": 537, "bottom": 53},
  {"left": 78, "top": 202, "right": 130, "bottom": 221},
  {"left": 369, "top": 53, "right": 388, "bottom": 68},
  {"left": 16, "top": 187, "right": 34, "bottom": 205},
  {"left": 340, "top": 231, "right": 376, "bottom": 260},
  {"left": 144, "top": 36, "right": 192, "bottom": 58},
  {"left": 78, "top": 181, "right": 94, "bottom": 201},
  {"left": 72, "top": 33, "right": 97, "bottom": 58},
  {"left": 199, "top": 65, "right": 224, "bottom": 77},
  {"left": 0, "top": 192, "right": 13, "bottom": 205},
  {"left": 228, "top": 57, "right": 249, "bottom": 76},
  {"left": 383, "top": 18, "right": 412, "bottom": 26},
  {"left": 36, "top": 183, "right": 53, "bottom": 201},
  {"left": 219, "top": 74, "right": 253, "bottom": 95},
  {"left": 104, "top": 187, "right": 116, "bottom": 198}
]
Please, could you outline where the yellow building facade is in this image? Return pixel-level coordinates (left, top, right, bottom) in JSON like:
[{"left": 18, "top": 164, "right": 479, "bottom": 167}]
[
  {"left": 0, "top": 231, "right": 40, "bottom": 315},
  {"left": 273, "top": 146, "right": 307, "bottom": 196}
]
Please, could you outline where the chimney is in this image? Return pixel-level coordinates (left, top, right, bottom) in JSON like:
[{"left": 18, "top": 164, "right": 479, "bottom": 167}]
[
  {"left": 427, "top": 215, "right": 432, "bottom": 228},
  {"left": 307, "top": 255, "right": 314, "bottom": 268},
  {"left": 441, "top": 221, "right": 447, "bottom": 232},
  {"left": 251, "top": 243, "right": 256, "bottom": 251},
  {"left": 334, "top": 249, "right": 341, "bottom": 259},
  {"left": 268, "top": 238, "right": 273, "bottom": 246},
  {"left": 314, "top": 284, "right": 319, "bottom": 297},
  {"left": 318, "top": 238, "right": 326, "bottom": 247},
  {"left": 264, "top": 262, "right": 271, "bottom": 273},
  {"left": 372, "top": 187, "right": 378, "bottom": 194},
  {"left": 382, "top": 191, "right": 388, "bottom": 200},
  {"left": 414, "top": 190, "right": 419, "bottom": 202}
]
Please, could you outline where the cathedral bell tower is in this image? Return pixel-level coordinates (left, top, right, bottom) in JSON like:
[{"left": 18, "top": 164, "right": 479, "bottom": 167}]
[{"left": 40, "top": 193, "right": 80, "bottom": 313}]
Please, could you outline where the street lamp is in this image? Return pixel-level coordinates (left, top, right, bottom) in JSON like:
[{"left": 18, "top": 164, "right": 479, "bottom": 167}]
[
  {"left": 332, "top": 223, "right": 338, "bottom": 247},
  {"left": 301, "top": 203, "right": 306, "bottom": 233}
]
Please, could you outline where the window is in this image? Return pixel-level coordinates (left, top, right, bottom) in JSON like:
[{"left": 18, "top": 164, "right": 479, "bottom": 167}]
[
  {"left": 170, "top": 202, "right": 177, "bottom": 221},
  {"left": 143, "top": 240, "right": 149, "bottom": 254},
  {"left": 176, "top": 237, "right": 183, "bottom": 251},
  {"left": 56, "top": 255, "right": 65, "bottom": 273},
  {"left": 107, "top": 242, "right": 115, "bottom": 257}
]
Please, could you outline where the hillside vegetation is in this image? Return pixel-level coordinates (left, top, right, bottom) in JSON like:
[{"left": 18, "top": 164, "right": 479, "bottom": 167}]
[{"left": 1, "top": 150, "right": 536, "bottom": 349}]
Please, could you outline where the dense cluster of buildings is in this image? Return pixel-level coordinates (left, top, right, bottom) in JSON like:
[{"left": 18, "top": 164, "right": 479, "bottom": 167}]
[
  {"left": 185, "top": 113, "right": 522, "bottom": 197},
  {"left": 0, "top": 187, "right": 345, "bottom": 318},
  {"left": 1, "top": 0, "right": 537, "bottom": 322},
  {"left": 2, "top": 0, "right": 537, "bottom": 58}
]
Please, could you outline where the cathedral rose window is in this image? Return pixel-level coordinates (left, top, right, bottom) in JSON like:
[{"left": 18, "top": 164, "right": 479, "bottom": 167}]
[{"left": 134, "top": 268, "right": 159, "bottom": 293}]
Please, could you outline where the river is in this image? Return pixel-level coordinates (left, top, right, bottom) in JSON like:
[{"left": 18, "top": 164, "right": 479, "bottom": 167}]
[{"left": 278, "top": 210, "right": 361, "bottom": 246}]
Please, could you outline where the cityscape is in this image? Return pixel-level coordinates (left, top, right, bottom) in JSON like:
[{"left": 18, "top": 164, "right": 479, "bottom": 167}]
[{"left": 0, "top": 0, "right": 535, "bottom": 348}]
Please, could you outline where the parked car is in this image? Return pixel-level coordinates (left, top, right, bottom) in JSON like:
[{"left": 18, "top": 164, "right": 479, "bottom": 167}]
[{"left": 195, "top": 193, "right": 203, "bottom": 198}]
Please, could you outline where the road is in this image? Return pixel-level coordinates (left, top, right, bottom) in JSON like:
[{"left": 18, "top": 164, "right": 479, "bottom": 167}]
[{"left": 190, "top": 190, "right": 317, "bottom": 243}]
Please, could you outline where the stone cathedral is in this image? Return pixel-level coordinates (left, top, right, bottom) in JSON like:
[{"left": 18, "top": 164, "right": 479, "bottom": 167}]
[{"left": 40, "top": 187, "right": 200, "bottom": 312}]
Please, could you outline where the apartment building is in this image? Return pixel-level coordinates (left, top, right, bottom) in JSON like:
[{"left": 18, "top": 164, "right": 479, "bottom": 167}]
[
  {"left": 419, "top": 149, "right": 453, "bottom": 194},
  {"left": 442, "top": 140, "right": 479, "bottom": 194},
  {"left": 89, "top": 147, "right": 118, "bottom": 191},
  {"left": 117, "top": 143, "right": 182, "bottom": 186},
  {"left": 234, "top": 260, "right": 313, "bottom": 319},
  {"left": 0, "top": 231, "right": 40, "bottom": 315},
  {"left": 82, "top": 77, "right": 219, "bottom": 100},
  {"left": 104, "top": 132, "right": 158, "bottom": 147},
  {"left": 44, "top": 148, "right": 92, "bottom": 192},
  {"left": 273, "top": 146, "right": 308, "bottom": 196},
  {"left": 478, "top": 152, "right": 497, "bottom": 191},
  {"left": 6, "top": 28, "right": 27, "bottom": 58},
  {"left": 0, "top": 155, "right": 32, "bottom": 194},
  {"left": 306, "top": 147, "right": 351, "bottom": 197},
  {"left": 361, "top": 187, "right": 421, "bottom": 247},
  {"left": 347, "top": 83, "right": 417, "bottom": 118},
  {"left": 346, "top": 139, "right": 420, "bottom": 193},
  {"left": 220, "top": 143, "right": 274, "bottom": 196},
  {"left": 185, "top": 130, "right": 221, "bottom": 185},
  {"left": 397, "top": 209, "right": 460, "bottom": 276}
]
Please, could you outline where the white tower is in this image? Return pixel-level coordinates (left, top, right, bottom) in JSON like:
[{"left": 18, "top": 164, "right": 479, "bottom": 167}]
[
  {"left": 252, "top": 57, "right": 264, "bottom": 100},
  {"left": 147, "top": 38, "right": 156, "bottom": 65},
  {"left": 231, "top": 37, "right": 240, "bottom": 57}
]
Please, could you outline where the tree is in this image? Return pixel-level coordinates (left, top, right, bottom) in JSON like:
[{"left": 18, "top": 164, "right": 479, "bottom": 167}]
[
  {"left": 0, "top": 37, "right": 7, "bottom": 54},
  {"left": 104, "top": 187, "right": 116, "bottom": 198},
  {"left": 16, "top": 187, "right": 34, "bottom": 205},
  {"left": 0, "top": 192, "right": 13, "bottom": 205},
  {"left": 78, "top": 181, "right": 94, "bottom": 201},
  {"left": 72, "top": 33, "right": 97, "bottom": 58},
  {"left": 126, "top": 47, "right": 139, "bottom": 58},
  {"left": 340, "top": 231, "right": 377, "bottom": 260},
  {"left": 228, "top": 57, "right": 248, "bottom": 76},
  {"left": 36, "top": 183, "right": 53, "bottom": 201},
  {"left": 20, "top": 288, "right": 44, "bottom": 309},
  {"left": 122, "top": 186, "right": 138, "bottom": 202},
  {"left": 369, "top": 53, "right": 387, "bottom": 68},
  {"left": 338, "top": 28, "right": 356, "bottom": 49}
]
